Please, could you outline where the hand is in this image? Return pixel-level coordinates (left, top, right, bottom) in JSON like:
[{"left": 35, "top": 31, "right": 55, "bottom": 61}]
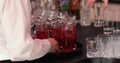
[
  {"left": 84, "top": 0, "right": 108, "bottom": 9},
  {"left": 102, "top": 0, "right": 108, "bottom": 9},
  {"left": 84, "top": 0, "right": 96, "bottom": 8},
  {"left": 47, "top": 38, "right": 59, "bottom": 53}
]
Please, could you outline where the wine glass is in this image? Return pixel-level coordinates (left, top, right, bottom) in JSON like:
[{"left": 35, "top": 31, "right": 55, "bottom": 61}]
[{"left": 94, "top": 3, "right": 105, "bottom": 27}]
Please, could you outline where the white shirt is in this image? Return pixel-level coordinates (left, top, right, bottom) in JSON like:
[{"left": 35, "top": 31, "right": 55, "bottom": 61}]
[{"left": 0, "top": 0, "right": 50, "bottom": 61}]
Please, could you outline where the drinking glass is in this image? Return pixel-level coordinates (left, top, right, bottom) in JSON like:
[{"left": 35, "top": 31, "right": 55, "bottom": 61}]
[
  {"left": 49, "top": 19, "right": 61, "bottom": 42},
  {"left": 103, "top": 9, "right": 113, "bottom": 35},
  {"left": 96, "top": 34, "right": 113, "bottom": 57},
  {"left": 94, "top": 3, "right": 105, "bottom": 27},
  {"left": 31, "top": 6, "right": 46, "bottom": 39},
  {"left": 80, "top": 1, "right": 91, "bottom": 26},
  {"left": 35, "top": 10, "right": 49, "bottom": 39},
  {"left": 112, "top": 9, "right": 120, "bottom": 36},
  {"left": 36, "top": 23, "right": 49, "bottom": 39},
  {"left": 60, "top": 18, "right": 77, "bottom": 52},
  {"left": 86, "top": 37, "right": 99, "bottom": 57}
]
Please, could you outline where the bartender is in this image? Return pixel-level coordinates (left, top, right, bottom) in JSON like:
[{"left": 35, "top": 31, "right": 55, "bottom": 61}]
[
  {"left": 0, "top": 0, "right": 58, "bottom": 61},
  {"left": 85, "top": 0, "right": 108, "bottom": 8}
]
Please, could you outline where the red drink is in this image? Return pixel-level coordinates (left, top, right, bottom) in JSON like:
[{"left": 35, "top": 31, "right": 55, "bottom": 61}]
[
  {"left": 36, "top": 31, "right": 48, "bottom": 39},
  {"left": 49, "top": 27, "right": 61, "bottom": 41},
  {"left": 59, "top": 26, "right": 77, "bottom": 52},
  {"left": 36, "top": 24, "right": 49, "bottom": 39},
  {"left": 48, "top": 20, "right": 77, "bottom": 53}
]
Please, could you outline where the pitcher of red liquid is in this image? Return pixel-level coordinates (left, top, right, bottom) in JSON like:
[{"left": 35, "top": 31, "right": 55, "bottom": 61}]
[{"left": 60, "top": 18, "right": 77, "bottom": 52}]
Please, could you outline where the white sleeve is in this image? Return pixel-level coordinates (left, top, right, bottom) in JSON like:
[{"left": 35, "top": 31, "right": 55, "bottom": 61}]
[{"left": 1, "top": 0, "right": 50, "bottom": 61}]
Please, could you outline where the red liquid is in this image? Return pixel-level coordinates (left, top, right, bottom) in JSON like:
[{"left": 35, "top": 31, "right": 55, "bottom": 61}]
[
  {"left": 49, "top": 23, "right": 77, "bottom": 52},
  {"left": 49, "top": 27, "right": 61, "bottom": 41},
  {"left": 36, "top": 31, "right": 48, "bottom": 39},
  {"left": 36, "top": 25, "right": 49, "bottom": 39},
  {"left": 59, "top": 26, "right": 76, "bottom": 52}
]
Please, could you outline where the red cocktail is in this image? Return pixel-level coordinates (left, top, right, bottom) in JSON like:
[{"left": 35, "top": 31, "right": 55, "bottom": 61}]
[
  {"left": 49, "top": 27, "right": 61, "bottom": 41},
  {"left": 36, "top": 24, "right": 49, "bottom": 39},
  {"left": 60, "top": 26, "right": 76, "bottom": 52}
]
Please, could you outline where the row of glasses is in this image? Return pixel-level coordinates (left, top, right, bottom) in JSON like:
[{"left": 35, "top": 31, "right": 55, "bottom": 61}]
[
  {"left": 103, "top": 8, "right": 120, "bottom": 39},
  {"left": 100, "top": 7, "right": 120, "bottom": 58},
  {"left": 97, "top": 34, "right": 120, "bottom": 58},
  {"left": 31, "top": 8, "right": 77, "bottom": 53},
  {"left": 86, "top": 34, "right": 120, "bottom": 58},
  {"left": 86, "top": 34, "right": 113, "bottom": 58},
  {"left": 31, "top": 0, "right": 57, "bottom": 39}
]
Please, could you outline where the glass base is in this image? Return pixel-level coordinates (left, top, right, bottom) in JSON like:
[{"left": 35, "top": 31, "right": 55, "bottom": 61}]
[{"left": 80, "top": 21, "right": 91, "bottom": 26}]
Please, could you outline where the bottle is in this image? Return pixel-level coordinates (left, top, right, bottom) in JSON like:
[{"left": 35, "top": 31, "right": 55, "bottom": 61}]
[
  {"left": 69, "top": 0, "right": 80, "bottom": 20},
  {"left": 59, "top": 0, "right": 69, "bottom": 11}
]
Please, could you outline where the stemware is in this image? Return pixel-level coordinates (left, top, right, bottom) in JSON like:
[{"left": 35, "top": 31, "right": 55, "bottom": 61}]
[
  {"left": 94, "top": 3, "right": 105, "bottom": 27},
  {"left": 103, "top": 9, "right": 113, "bottom": 35}
]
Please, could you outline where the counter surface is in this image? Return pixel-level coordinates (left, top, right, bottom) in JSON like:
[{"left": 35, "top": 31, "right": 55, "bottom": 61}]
[{"left": 2, "top": 22, "right": 120, "bottom": 63}]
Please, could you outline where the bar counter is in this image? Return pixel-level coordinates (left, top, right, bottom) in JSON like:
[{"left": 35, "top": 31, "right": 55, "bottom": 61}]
[
  {"left": 3, "top": 22, "right": 120, "bottom": 63},
  {"left": 30, "top": 22, "right": 120, "bottom": 63}
]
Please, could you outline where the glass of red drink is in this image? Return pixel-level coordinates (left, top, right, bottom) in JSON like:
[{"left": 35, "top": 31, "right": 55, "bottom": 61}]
[
  {"left": 59, "top": 19, "right": 77, "bottom": 52},
  {"left": 36, "top": 23, "right": 49, "bottom": 39}
]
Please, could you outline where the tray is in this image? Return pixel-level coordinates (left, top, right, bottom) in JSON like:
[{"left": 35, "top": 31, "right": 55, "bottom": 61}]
[{"left": 45, "top": 43, "right": 83, "bottom": 58}]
